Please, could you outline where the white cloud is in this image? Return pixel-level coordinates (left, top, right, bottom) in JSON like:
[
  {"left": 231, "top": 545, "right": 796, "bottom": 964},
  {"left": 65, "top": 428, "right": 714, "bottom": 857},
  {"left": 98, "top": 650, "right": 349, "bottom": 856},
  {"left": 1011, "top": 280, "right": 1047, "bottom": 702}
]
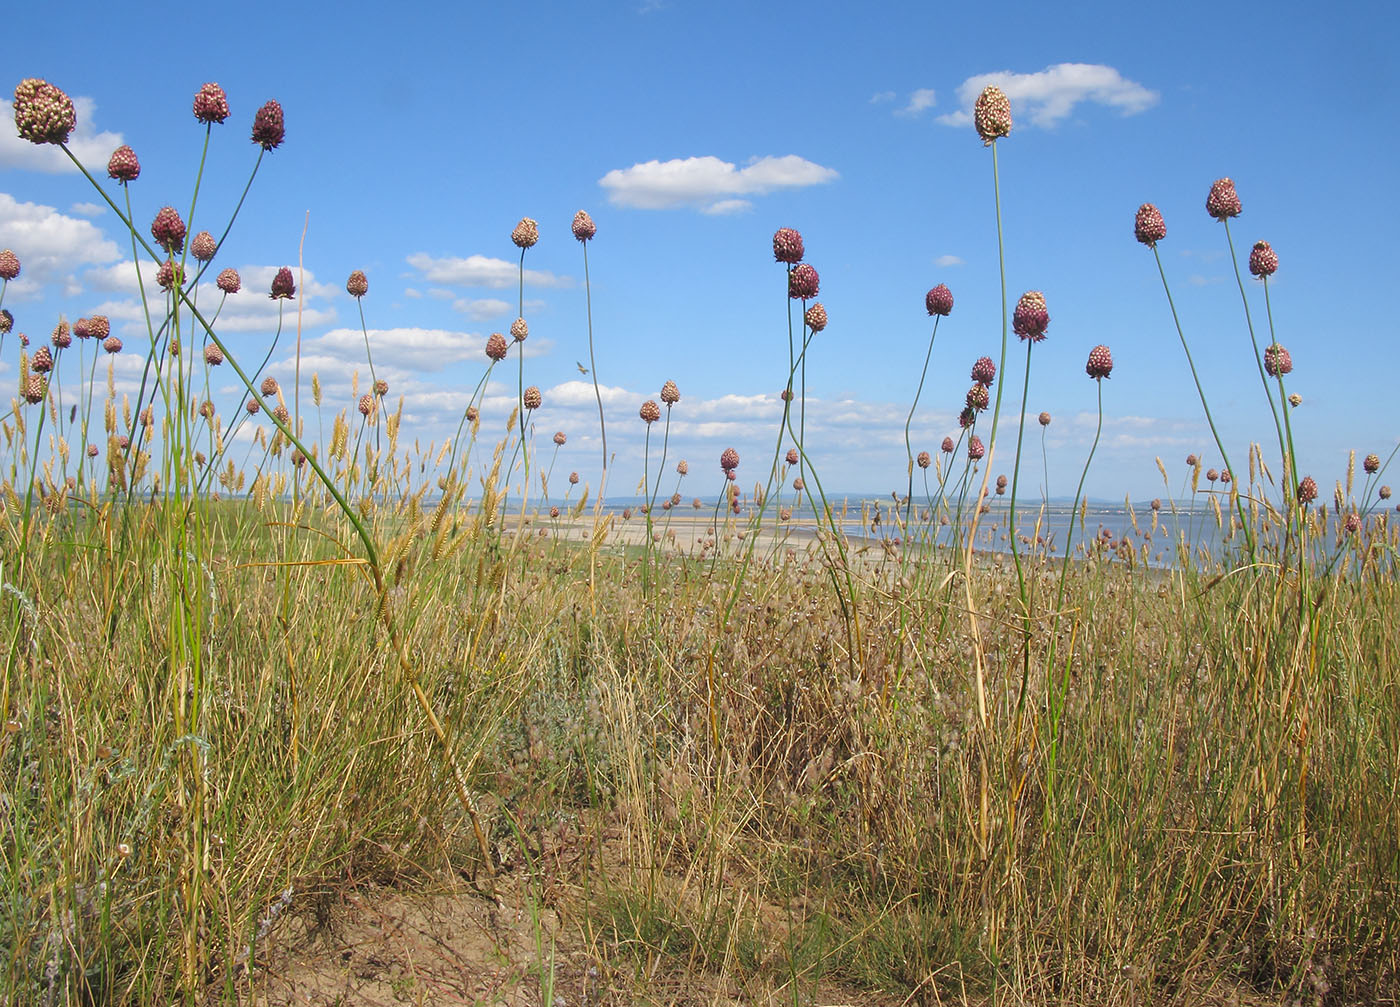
[
  {"left": 937, "top": 64, "right": 1159, "bottom": 129},
  {"left": 599, "top": 155, "right": 838, "bottom": 213},
  {"left": 69, "top": 201, "right": 105, "bottom": 218},
  {"left": 405, "top": 252, "right": 568, "bottom": 289},
  {"left": 0, "top": 96, "right": 125, "bottom": 174},
  {"left": 403, "top": 287, "right": 423, "bottom": 299},
  {"left": 869, "top": 91, "right": 896, "bottom": 104},
  {"left": 701, "top": 199, "right": 752, "bottom": 216},
  {"left": 453, "top": 297, "right": 511, "bottom": 321},
  {"left": 895, "top": 89, "right": 937, "bottom": 117},
  {"left": 297, "top": 327, "right": 487, "bottom": 371},
  {"left": 935, "top": 254, "right": 965, "bottom": 268},
  {"left": 0, "top": 193, "right": 121, "bottom": 288}
]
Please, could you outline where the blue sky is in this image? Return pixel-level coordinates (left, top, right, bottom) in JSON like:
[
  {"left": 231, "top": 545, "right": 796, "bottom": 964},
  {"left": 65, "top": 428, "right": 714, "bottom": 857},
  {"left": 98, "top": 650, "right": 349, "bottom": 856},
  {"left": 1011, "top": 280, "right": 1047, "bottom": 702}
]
[{"left": 1, "top": 0, "right": 1396, "bottom": 502}]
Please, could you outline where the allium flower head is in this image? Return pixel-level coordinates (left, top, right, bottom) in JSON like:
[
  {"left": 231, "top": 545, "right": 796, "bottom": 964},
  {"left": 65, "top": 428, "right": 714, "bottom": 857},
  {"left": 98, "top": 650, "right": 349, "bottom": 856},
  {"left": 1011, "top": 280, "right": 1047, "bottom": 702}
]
[
  {"left": 13, "top": 79, "right": 75, "bottom": 145},
  {"left": 1085, "top": 344, "right": 1113, "bottom": 379},
  {"left": 925, "top": 284, "right": 953, "bottom": 317},
  {"left": 660, "top": 379, "right": 680, "bottom": 404},
  {"left": 1206, "top": 468, "right": 1219, "bottom": 482},
  {"left": 216, "top": 268, "right": 241, "bottom": 294},
  {"left": 941, "top": 436, "right": 955, "bottom": 453},
  {"left": 570, "top": 470, "right": 581, "bottom": 484},
  {"left": 485, "top": 332, "right": 508, "bottom": 361},
  {"left": 968, "top": 435, "right": 985, "bottom": 461},
  {"left": 512, "top": 217, "right": 539, "bottom": 249},
  {"left": 245, "top": 398, "right": 261, "bottom": 415},
  {"left": 1345, "top": 512, "right": 1361, "bottom": 534},
  {"left": 677, "top": 459, "right": 689, "bottom": 476},
  {"left": 1288, "top": 393, "right": 1302, "bottom": 407},
  {"left": 1380, "top": 485, "right": 1392, "bottom": 500},
  {"left": 252, "top": 100, "right": 285, "bottom": 149},
  {"left": 22, "top": 374, "right": 44, "bottom": 404},
  {"left": 804, "top": 303, "right": 827, "bottom": 332},
  {"left": 772, "top": 227, "right": 804, "bottom": 264},
  {"left": 523, "top": 385, "right": 542, "bottom": 410},
  {"left": 1364, "top": 453, "right": 1380, "bottom": 475},
  {"left": 0, "top": 249, "right": 20, "bottom": 281},
  {"left": 1263, "top": 343, "right": 1292, "bottom": 377},
  {"left": 0, "top": 309, "right": 12, "bottom": 334},
  {"left": 270, "top": 267, "right": 295, "bottom": 300},
  {"left": 89, "top": 315, "right": 110, "bottom": 339},
  {"left": 720, "top": 447, "right": 740, "bottom": 472},
  {"left": 466, "top": 405, "right": 479, "bottom": 422},
  {"left": 553, "top": 430, "right": 567, "bottom": 446},
  {"left": 151, "top": 207, "right": 186, "bottom": 254},
  {"left": 785, "top": 447, "right": 799, "bottom": 466},
  {"left": 788, "top": 263, "right": 819, "bottom": 300},
  {"left": 571, "top": 210, "right": 596, "bottom": 242},
  {"left": 272, "top": 404, "right": 290, "bottom": 424},
  {"left": 1013, "top": 291, "right": 1049, "bottom": 342},
  {"left": 1206, "top": 178, "right": 1242, "bottom": 220},
  {"left": 917, "top": 451, "right": 931, "bottom": 469},
  {"left": 260, "top": 377, "right": 279, "bottom": 397},
  {"left": 192, "top": 82, "right": 230, "bottom": 124},
  {"left": 1248, "top": 240, "right": 1278, "bottom": 277},
  {"left": 103, "top": 336, "right": 122, "bottom": 354},
  {"left": 191, "top": 231, "right": 217, "bottom": 262},
  {"left": 971, "top": 356, "right": 995, "bottom": 386},
  {"left": 966, "top": 384, "right": 989, "bottom": 411},
  {"left": 639, "top": 399, "right": 661, "bottom": 424},
  {"left": 510, "top": 317, "right": 528, "bottom": 341},
  {"left": 373, "top": 379, "right": 388, "bottom": 397},
  {"left": 996, "top": 474, "right": 1008, "bottom": 492},
  {"left": 358, "top": 394, "right": 374, "bottom": 417},
  {"left": 203, "top": 343, "right": 224, "bottom": 366},
  {"left": 958, "top": 406, "right": 976, "bottom": 429},
  {"left": 107, "top": 145, "right": 140, "bottom": 182},
  {"left": 1135, "top": 203, "right": 1166, "bottom": 246},
  {"left": 51, "top": 321, "right": 71, "bottom": 349},
  {"left": 346, "top": 270, "right": 368, "bottom": 297},
  {"left": 157, "top": 259, "right": 183, "bottom": 291},
  {"left": 973, "top": 85, "right": 1012, "bottom": 144},
  {"left": 1186, "top": 453, "right": 1198, "bottom": 467},
  {"left": 30, "top": 346, "right": 53, "bottom": 373}
]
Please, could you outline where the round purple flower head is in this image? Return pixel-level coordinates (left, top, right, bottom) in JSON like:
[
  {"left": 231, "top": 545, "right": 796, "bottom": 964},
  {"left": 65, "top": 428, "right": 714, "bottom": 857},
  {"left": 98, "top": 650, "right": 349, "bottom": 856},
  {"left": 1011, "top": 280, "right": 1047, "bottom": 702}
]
[
  {"left": 773, "top": 228, "right": 804, "bottom": 264},
  {"left": 216, "top": 268, "right": 241, "bottom": 294},
  {"left": 1363, "top": 453, "right": 1380, "bottom": 475},
  {"left": 108, "top": 145, "right": 140, "bottom": 182},
  {"left": 1297, "top": 475, "right": 1318, "bottom": 505},
  {"left": 0, "top": 309, "right": 12, "bottom": 334},
  {"left": 1248, "top": 240, "right": 1278, "bottom": 278},
  {"left": 13, "top": 79, "right": 75, "bottom": 145},
  {"left": 660, "top": 379, "right": 680, "bottom": 405},
  {"left": 252, "top": 100, "right": 285, "bottom": 150},
  {"left": 1013, "top": 291, "right": 1049, "bottom": 342},
  {"left": 512, "top": 218, "right": 539, "bottom": 249},
  {"left": 974, "top": 85, "right": 1012, "bottom": 145},
  {"left": 971, "top": 356, "right": 995, "bottom": 386},
  {"left": 1206, "top": 178, "right": 1242, "bottom": 221},
  {"left": 0, "top": 249, "right": 19, "bottom": 281},
  {"left": 523, "top": 385, "right": 542, "bottom": 410},
  {"left": 785, "top": 448, "right": 799, "bottom": 466},
  {"left": 346, "top": 270, "right": 368, "bottom": 298},
  {"left": 192, "top": 82, "right": 230, "bottom": 124},
  {"left": 157, "top": 259, "right": 183, "bottom": 291},
  {"left": 1086, "top": 344, "right": 1113, "bottom": 379},
  {"left": 553, "top": 431, "right": 567, "bottom": 446},
  {"left": 485, "top": 332, "right": 508, "bottom": 361},
  {"left": 966, "top": 384, "right": 990, "bottom": 411},
  {"left": 191, "top": 231, "right": 217, "bottom": 262},
  {"left": 926, "top": 283, "right": 953, "bottom": 317},
  {"left": 789, "top": 264, "right": 819, "bottom": 300},
  {"left": 941, "top": 437, "right": 955, "bottom": 454},
  {"left": 804, "top": 303, "right": 828, "bottom": 332},
  {"left": 1039, "top": 411, "right": 1052, "bottom": 427},
  {"left": 571, "top": 210, "right": 596, "bottom": 242},
  {"left": 639, "top": 400, "right": 661, "bottom": 424},
  {"left": 270, "top": 267, "right": 295, "bottom": 300},
  {"left": 958, "top": 406, "right": 976, "bottom": 430},
  {"left": 1263, "top": 343, "right": 1292, "bottom": 377},
  {"left": 151, "top": 207, "right": 186, "bottom": 255},
  {"left": 1135, "top": 203, "right": 1166, "bottom": 246},
  {"left": 720, "top": 447, "right": 740, "bottom": 473},
  {"left": 968, "top": 435, "right": 985, "bottom": 461},
  {"left": 917, "top": 451, "right": 931, "bottom": 469}
]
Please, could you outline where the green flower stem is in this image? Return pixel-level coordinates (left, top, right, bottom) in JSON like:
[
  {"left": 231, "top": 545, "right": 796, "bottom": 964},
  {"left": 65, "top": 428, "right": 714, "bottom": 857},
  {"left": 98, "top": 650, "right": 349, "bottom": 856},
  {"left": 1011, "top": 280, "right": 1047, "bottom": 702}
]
[
  {"left": 581, "top": 240, "right": 607, "bottom": 490},
  {"left": 1223, "top": 220, "right": 1287, "bottom": 493},
  {"left": 904, "top": 315, "right": 942, "bottom": 530}
]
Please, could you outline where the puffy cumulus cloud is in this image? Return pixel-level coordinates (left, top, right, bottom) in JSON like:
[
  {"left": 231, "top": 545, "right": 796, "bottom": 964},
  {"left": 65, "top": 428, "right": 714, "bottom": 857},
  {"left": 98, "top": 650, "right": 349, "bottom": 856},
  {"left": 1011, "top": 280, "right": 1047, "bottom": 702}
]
[
  {"left": 895, "top": 88, "right": 937, "bottom": 117},
  {"left": 453, "top": 297, "right": 511, "bottom": 321},
  {"left": 599, "top": 155, "right": 838, "bottom": 213},
  {"left": 405, "top": 252, "right": 568, "bottom": 289},
  {"left": 0, "top": 193, "right": 121, "bottom": 288},
  {"left": 0, "top": 95, "right": 124, "bottom": 174},
  {"left": 937, "top": 64, "right": 1159, "bottom": 129},
  {"left": 69, "top": 201, "right": 105, "bottom": 218},
  {"left": 297, "top": 327, "right": 489, "bottom": 371}
]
